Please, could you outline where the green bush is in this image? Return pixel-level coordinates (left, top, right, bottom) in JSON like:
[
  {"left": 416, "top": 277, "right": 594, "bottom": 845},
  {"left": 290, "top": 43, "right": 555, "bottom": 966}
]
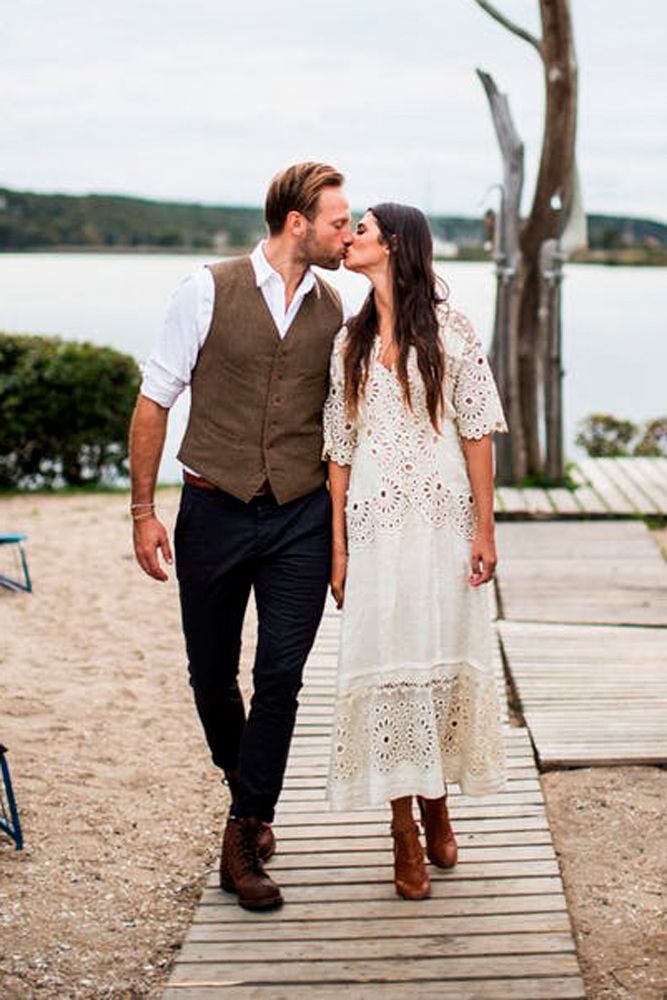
[
  {"left": 575, "top": 413, "right": 638, "bottom": 457},
  {"left": 0, "top": 332, "right": 141, "bottom": 488},
  {"left": 576, "top": 413, "right": 667, "bottom": 458},
  {"left": 634, "top": 417, "right": 667, "bottom": 457}
]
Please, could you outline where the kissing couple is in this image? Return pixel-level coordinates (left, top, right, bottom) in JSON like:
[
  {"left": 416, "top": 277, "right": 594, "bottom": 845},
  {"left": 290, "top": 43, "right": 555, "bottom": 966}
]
[{"left": 130, "top": 160, "right": 507, "bottom": 910}]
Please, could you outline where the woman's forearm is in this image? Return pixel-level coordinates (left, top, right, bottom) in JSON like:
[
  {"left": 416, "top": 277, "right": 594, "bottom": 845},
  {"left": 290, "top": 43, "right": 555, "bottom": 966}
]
[
  {"left": 328, "top": 461, "right": 351, "bottom": 552},
  {"left": 461, "top": 434, "right": 496, "bottom": 532}
]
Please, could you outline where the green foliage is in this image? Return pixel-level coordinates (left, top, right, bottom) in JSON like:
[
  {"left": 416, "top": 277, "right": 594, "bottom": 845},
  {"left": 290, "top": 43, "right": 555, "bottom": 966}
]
[
  {"left": 634, "top": 417, "right": 667, "bottom": 457},
  {"left": 0, "top": 332, "right": 140, "bottom": 488},
  {"left": 0, "top": 188, "right": 266, "bottom": 251},
  {"left": 575, "top": 414, "right": 638, "bottom": 457},
  {"left": 576, "top": 413, "right": 667, "bottom": 458},
  {"left": 2, "top": 188, "right": 665, "bottom": 253}
]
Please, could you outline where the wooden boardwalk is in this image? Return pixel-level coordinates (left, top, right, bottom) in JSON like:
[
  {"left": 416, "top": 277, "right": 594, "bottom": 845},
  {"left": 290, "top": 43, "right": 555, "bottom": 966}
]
[
  {"left": 165, "top": 607, "right": 585, "bottom": 999},
  {"left": 495, "top": 456, "right": 667, "bottom": 517},
  {"left": 496, "top": 520, "right": 667, "bottom": 768},
  {"left": 495, "top": 520, "right": 667, "bottom": 626}
]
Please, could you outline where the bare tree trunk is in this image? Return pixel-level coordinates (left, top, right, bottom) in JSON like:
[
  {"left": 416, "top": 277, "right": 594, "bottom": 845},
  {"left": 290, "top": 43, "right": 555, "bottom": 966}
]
[
  {"left": 474, "top": 0, "right": 577, "bottom": 483},
  {"left": 541, "top": 239, "right": 566, "bottom": 479},
  {"left": 476, "top": 70, "right": 525, "bottom": 482},
  {"left": 518, "top": 0, "right": 577, "bottom": 477}
]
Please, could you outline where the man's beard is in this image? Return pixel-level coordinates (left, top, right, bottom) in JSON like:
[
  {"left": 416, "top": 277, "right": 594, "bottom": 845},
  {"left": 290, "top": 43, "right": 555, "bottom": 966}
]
[{"left": 299, "top": 227, "right": 342, "bottom": 270}]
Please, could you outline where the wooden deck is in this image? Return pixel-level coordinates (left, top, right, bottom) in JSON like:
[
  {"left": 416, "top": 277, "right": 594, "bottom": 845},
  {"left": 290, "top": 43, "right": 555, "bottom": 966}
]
[
  {"left": 498, "top": 621, "right": 667, "bottom": 768},
  {"left": 496, "top": 520, "right": 667, "bottom": 768},
  {"left": 162, "top": 512, "right": 667, "bottom": 993},
  {"left": 494, "top": 456, "right": 667, "bottom": 517},
  {"left": 165, "top": 607, "right": 585, "bottom": 999},
  {"left": 495, "top": 520, "right": 667, "bottom": 626}
]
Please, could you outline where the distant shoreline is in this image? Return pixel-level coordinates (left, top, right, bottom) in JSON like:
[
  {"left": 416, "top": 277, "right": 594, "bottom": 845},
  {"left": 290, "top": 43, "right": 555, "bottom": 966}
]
[{"left": 2, "top": 245, "right": 665, "bottom": 267}]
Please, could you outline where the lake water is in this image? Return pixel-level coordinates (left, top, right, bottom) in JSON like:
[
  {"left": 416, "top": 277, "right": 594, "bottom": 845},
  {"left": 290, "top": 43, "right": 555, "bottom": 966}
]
[{"left": 1, "top": 253, "right": 665, "bottom": 483}]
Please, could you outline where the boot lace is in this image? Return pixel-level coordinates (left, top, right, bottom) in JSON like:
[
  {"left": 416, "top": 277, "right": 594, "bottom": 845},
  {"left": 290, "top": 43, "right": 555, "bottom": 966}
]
[{"left": 238, "top": 822, "right": 264, "bottom": 875}]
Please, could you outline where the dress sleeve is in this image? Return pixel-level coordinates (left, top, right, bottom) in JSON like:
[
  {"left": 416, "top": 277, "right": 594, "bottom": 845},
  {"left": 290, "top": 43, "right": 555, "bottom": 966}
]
[
  {"left": 450, "top": 312, "right": 509, "bottom": 440},
  {"left": 322, "top": 328, "right": 358, "bottom": 466}
]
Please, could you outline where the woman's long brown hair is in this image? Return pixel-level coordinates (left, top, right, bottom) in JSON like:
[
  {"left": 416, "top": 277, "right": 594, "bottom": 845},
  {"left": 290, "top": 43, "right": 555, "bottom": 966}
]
[{"left": 343, "top": 203, "right": 448, "bottom": 432}]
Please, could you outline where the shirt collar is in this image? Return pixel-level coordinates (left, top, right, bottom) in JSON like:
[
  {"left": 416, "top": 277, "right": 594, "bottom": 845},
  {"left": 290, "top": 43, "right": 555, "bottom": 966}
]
[{"left": 250, "top": 241, "right": 319, "bottom": 299}]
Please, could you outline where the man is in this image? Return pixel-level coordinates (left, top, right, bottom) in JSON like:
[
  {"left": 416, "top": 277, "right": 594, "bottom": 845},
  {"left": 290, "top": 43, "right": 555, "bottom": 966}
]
[{"left": 129, "top": 162, "right": 352, "bottom": 911}]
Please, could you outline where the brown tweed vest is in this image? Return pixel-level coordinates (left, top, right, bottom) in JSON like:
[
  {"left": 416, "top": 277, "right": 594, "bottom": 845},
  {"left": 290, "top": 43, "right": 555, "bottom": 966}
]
[{"left": 178, "top": 256, "right": 343, "bottom": 504}]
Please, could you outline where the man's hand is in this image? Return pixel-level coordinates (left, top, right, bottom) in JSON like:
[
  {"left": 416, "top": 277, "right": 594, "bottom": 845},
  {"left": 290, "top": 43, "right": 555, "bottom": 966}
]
[
  {"left": 330, "top": 547, "right": 348, "bottom": 609},
  {"left": 133, "top": 515, "right": 173, "bottom": 582},
  {"left": 468, "top": 530, "right": 497, "bottom": 587}
]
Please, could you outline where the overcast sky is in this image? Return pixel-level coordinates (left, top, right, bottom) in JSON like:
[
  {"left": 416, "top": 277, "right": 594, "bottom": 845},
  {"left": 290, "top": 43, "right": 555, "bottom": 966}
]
[{"left": 3, "top": 1, "right": 665, "bottom": 221}]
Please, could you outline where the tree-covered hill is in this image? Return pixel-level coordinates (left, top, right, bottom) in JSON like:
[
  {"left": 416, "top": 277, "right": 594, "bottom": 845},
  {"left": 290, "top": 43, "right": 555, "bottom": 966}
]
[{"left": 0, "top": 186, "right": 665, "bottom": 255}]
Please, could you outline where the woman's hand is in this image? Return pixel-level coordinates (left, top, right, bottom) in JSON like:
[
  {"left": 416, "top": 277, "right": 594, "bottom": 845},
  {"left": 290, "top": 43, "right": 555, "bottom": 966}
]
[
  {"left": 468, "top": 529, "right": 497, "bottom": 587},
  {"left": 331, "top": 546, "right": 348, "bottom": 608}
]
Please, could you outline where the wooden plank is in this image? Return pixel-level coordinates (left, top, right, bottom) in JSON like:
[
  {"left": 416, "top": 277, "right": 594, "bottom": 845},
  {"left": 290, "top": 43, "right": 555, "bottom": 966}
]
[
  {"left": 208, "top": 861, "right": 562, "bottom": 887},
  {"left": 232, "top": 846, "right": 556, "bottom": 870},
  {"left": 576, "top": 458, "right": 636, "bottom": 513},
  {"left": 193, "top": 892, "right": 570, "bottom": 924},
  {"left": 272, "top": 817, "right": 553, "bottom": 839},
  {"left": 169, "top": 954, "right": 582, "bottom": 984},
  {"left": 233, "top": 831, "right": 554, "bottom": 853},
  {"left": 186, "top": 911, "right": 572, "bottom": 941},
  {"left": 621, "top": 458, "right": 667, "bottom": 508},
  {"left": 179, "top": 931, "right": 577, "bottom": 963},
  {"left": 203, "top": 875, "right": 566, "bottom": 901},
  {"left": 567, "top": 462, "right": 610, "bottom": 514},
  {"left": 544, "top": 488, "right": 582, "bottom": 515},
  {"left": 617, "top": 457, "right": 667, "bottom": 511},
  {"left": 495, "top": 487, "right": 529, "bottom": 514},
  {"left": 520, "top": 488, "right": 556, "bottom": 515},
  {"left": 497, "top": 518, "right": 657, "bottom": 557},
  {"left": 595, "top": 457, "right": 660, "bottom": 514},
  {"left": 164, "top": 977, "right": 586, "bottom": 999}
]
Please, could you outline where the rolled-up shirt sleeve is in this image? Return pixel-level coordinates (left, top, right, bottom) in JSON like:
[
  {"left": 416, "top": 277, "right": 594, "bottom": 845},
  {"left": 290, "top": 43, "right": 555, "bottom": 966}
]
[{"left": 140, "top": 267, "right": 214, "bottom": 408}]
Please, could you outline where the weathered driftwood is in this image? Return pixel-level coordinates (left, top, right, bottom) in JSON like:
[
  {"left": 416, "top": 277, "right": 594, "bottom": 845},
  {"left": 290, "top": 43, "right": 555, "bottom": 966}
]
[
  {"left": 476, "top": 69, "right": 525, "bottom": 482},
  {"left": 473, "top": 0, "right": 580, "bottom": 484}
]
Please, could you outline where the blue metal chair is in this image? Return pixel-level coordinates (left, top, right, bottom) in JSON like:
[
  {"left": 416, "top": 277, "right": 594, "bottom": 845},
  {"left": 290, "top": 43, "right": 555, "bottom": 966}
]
[
  {"left": 0, "top": 745, "right": 23, "bottom": 850},
  {"left": 0, "top": 533, "right": 32, "bottom": 593}
]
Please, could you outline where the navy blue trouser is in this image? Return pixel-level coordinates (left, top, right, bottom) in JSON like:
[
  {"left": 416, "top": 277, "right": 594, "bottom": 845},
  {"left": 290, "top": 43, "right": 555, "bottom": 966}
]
[{"left": 174, "top": 482, "right": 331, "bottom": 823}]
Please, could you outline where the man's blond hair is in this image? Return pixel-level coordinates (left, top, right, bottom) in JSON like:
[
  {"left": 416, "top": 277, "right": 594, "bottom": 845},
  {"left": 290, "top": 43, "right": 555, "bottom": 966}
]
[{"left": 265, "top": 162, "right": 344, "bottom": 235}]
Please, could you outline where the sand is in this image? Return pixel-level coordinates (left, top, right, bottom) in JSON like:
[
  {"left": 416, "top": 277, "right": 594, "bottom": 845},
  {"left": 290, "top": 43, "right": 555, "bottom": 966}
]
[{"left": 0, "top": 491, "right": 665, "bottom": 997}]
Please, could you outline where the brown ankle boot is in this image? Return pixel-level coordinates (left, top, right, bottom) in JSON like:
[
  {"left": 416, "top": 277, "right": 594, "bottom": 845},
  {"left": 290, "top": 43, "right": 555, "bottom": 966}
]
[
  {"left": 418, "top": 795, "right": 458, "bottom": 868},
  {"left": 219, "top": 817, "right": 283, "bottom": 911},
  {"left": 224, "top": 772, "right": 276, "bottom": 862},
  {"left": 391, "top": 821, "right": 431, "bottom": 900},
  {"left": 257, "top": 822, "right": 276, "bottom": 862}
]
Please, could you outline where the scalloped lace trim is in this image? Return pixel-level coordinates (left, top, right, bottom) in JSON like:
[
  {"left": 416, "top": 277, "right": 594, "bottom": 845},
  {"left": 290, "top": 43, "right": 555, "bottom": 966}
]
[{"left": 328, "top": 663, "right": 506, "bottom": 806}]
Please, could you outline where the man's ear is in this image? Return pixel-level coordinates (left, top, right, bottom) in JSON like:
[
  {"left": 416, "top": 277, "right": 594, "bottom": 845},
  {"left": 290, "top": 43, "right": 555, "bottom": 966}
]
[{"left": 285, "top": 210, "right": 306, "bottom": 237}]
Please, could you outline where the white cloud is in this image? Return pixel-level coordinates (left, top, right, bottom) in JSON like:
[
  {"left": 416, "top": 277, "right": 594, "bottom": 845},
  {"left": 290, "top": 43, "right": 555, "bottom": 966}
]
[{"left": 1, "top": 0, "right": 665, "bottom": 221}]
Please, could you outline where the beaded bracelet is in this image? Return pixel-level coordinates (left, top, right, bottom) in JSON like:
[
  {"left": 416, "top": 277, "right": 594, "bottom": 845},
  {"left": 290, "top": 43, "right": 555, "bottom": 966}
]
[{"left": 131, "top": 511, "right": 156, "bottom": 522}]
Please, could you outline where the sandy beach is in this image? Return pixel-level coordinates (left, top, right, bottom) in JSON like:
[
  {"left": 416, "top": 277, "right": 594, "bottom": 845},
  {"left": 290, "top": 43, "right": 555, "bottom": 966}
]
[
  {"left": 0, "top": 490, "right": 237, "bottom": 997},
  {"left": 1, "top": 491, "right": 665, "bottom": 997}
]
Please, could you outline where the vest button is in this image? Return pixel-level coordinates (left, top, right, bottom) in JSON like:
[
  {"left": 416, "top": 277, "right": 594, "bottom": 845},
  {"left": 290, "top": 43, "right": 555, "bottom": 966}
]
[{"left": 273, "top": 396, "right": 280, "bottom": 405}]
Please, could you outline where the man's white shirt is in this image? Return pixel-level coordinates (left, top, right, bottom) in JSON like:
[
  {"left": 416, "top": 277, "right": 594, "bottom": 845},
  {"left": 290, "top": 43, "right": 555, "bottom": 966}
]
[{"left": 141, "top": 242, "right": 352, "bottom": 409}]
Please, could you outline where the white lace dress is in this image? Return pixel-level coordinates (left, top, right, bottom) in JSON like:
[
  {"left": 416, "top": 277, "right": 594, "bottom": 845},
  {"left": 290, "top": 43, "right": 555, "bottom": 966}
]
[{"left": 322, "top": 309, "right": 509, "bottom": 810}]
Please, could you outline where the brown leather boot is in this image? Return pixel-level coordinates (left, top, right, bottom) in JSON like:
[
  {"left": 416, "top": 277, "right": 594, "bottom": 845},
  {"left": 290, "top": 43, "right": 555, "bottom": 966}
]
[
  {"left": 391, "top": 821, "right": 431, "bottom": 900},
  {"left": 224, "top": 772, "right": 276, "bottom": 862},
  {"left": 418, "top": 794, "right": 458, "bottom": 868},
  {"left": 257, "top": 822, "right": 276, "bottom": 862},
  {"left": 219, "top": 817, "right": 283, "bottom": 911}
]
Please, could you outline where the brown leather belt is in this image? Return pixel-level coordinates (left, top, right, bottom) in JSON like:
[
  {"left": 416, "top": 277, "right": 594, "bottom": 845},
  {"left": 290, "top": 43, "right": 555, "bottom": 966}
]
[{"left": 183, "top": 471, "right": 273, "bottom": 497}]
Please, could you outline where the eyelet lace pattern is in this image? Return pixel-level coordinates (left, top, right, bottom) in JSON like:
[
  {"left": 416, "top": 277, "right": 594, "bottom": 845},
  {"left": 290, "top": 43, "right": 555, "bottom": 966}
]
[
  {"left": 322, "top": 309, "right": 507, "bottom": 550},
  {"left": 322, "top": 308, "right": 507, "bottom": 808},
  {"left": 328, "top": 663, "right": 506, "bottom": 807}
]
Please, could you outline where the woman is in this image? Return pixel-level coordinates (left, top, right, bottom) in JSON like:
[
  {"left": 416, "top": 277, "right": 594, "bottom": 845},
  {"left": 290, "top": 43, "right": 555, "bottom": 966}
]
[{"left": 322, "top": 203, "right": 508, "bottom": 900}]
